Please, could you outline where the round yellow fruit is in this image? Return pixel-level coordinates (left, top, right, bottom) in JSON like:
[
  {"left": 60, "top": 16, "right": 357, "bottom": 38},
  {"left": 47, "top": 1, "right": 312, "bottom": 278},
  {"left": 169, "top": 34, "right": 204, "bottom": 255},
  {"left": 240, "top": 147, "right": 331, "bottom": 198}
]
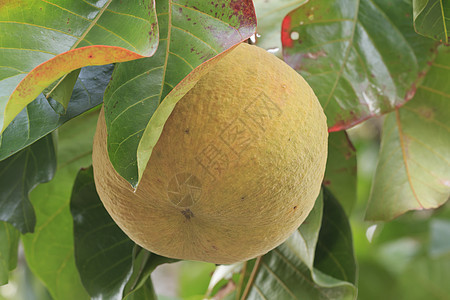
[{"left": 92, "top": 43, "right": 328, "bottom": 264}]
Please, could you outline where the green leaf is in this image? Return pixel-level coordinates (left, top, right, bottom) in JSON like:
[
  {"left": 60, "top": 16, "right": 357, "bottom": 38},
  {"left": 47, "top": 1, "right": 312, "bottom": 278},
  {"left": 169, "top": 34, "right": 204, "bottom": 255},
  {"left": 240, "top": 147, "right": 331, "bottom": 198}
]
[
  {"left": 281, "top": 0, "right": 437, "bottom": 130},
  {"left": 70, "top": 167, "right": 176, "bottom": 299},
  {"left": 366, "top": 46, "right": 450, "bottom": 221},
  {"left": 124, "top": 277, "right": 157, "bottom": 300},
  {"left": 46, "top": 69, "right": 82, "bottom": 114},
  {"left": 239, "top": 190, "right": 357, "bottom": 299},
  {"left": 0, "top": 134, "right": 56, "bottom": 233},
  {"left": 429, "top": 219, "right": 450, "bottom": 257},
  {"left": 253, "top": 0, "right": 307, "bottom": 55},
  {"left": 123, "top": 247, "right": 177, "bottom": 298},
  {"left": 21, "top": 110, "right": 100, "bottom": 300},
  {"left": 323, "top": 131, "right": 357, "bottom": 215},
  {"left": 0, "top": 64, "right": 113, "bottom": 161},
  {"left": 314, "top": 188, "right": 357, "bottom": 284},
  {"left": 0, "top": 221, "right": 19, "bottom": 285},
  {"left": 0, "top": 0, "right": 158, "bottom": 132},
  {"left": 70, "top": 166, "right": 134, "bottom": 300},
  {"left": 104, "top": 0, "right": 257, "bottom": 187},
  {"left": 413, "top": 0, "right": 450, "bottom": 43}
]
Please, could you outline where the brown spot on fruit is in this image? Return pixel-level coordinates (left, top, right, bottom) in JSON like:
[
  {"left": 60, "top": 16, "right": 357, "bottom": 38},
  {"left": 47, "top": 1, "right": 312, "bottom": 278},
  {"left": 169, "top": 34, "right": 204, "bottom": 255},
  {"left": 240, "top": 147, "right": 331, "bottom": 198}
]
[{"left": 181, "top": 209, "right": 194, "bottom": 220}]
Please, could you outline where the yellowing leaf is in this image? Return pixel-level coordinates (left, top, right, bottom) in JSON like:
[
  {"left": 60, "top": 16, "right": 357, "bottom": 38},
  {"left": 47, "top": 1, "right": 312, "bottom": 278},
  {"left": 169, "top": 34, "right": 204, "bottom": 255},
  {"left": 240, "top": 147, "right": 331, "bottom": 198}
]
[{"left": 2, "top": 46, "right": 144, "bottom": 132}]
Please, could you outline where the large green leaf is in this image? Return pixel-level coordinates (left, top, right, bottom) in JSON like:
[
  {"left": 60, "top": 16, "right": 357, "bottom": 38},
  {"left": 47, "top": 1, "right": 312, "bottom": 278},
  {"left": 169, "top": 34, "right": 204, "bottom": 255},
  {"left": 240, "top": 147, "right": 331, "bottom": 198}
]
[
  {"left": 0, "top": 64, "right": 113, "bottom": 161},
  {"left": 253, "top": 0, "right": 307, "bottom": 55},
  {"left": 0, "top": 134, "right": 56, "bottom": 233},
  {"left": 104, "top": 0, "right": 257, "bottom": 187},
  {"left": 324, "top": 131, "right": 357, "bottom": 215},
  {"left": 21, "top": 110, "right": 100, "bottom": 300},
  {"left": 314, "top": 188, "right": 357, "bottom": 284},
  {"left": 281, "top": 0, "right": 437, "bottom": 130},
  {"left": 239, "top": 190, "right": 357, "bottom": 300},
  {"left": 413, "top": 0, "right": 450, "bottom": 43},
  {"left": 71, "top": 166, "right": 176, "bottom": 299},
  {"left": 366, "top": 46, "right": 450, "bottom": 221},
  {"left": 0, "top": 221, "right": 19, "bottom": 285},
  {"left": 0, "top": 0, "right": 158, "bottom": 132},
  {"left": 70, "top": 166, "right": 134, "bottom": 300}
]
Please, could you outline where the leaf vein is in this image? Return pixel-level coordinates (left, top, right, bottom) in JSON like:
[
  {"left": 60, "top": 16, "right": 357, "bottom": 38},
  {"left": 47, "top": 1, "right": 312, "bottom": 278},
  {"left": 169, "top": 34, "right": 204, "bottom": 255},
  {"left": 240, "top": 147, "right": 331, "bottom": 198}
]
[
  {"left": 171, "top": 2, "right": 241, "bottom": 38},
  {"left": 260, "top": 261, "right": 298, "bottom": 299},
  {"left": 110, "top": 94, "right": 160, "bottom": 126},
  {"left": 171, "top": 25, "right": 219, "bottom": 53},
  {"left": 395, "top": 109, "right": 424, "bottom": 208},
  {"left": 323, "top": 0, "right": 359, "bottom": 109}
]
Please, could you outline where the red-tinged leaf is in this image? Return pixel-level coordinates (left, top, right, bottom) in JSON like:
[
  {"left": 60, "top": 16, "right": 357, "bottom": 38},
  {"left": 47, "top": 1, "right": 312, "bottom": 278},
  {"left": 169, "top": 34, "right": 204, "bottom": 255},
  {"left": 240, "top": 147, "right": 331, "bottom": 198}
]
[
  {"left": 253, "top": 0, "right": 308, "bottom": 56},
  {"left": 2, "top": 46, "right": 143, "bottom": 132},
  {"left": 0, "top": 0, "right": 158, "bottom": 132},
  {"left": 281, "top": 0, "right": 437, "bottom": 131}
]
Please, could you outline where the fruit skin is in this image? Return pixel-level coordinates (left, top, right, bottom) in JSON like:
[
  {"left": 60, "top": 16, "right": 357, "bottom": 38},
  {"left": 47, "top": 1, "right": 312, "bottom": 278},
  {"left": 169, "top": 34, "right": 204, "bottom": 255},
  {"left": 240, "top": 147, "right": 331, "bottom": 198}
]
[{"left": 93, "top": 43, "right": 328, "bottom": 264}]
